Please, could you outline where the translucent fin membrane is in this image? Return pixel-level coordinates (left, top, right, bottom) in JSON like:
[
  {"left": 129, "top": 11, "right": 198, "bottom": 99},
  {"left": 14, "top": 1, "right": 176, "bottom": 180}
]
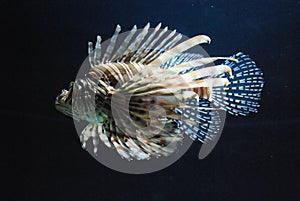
[
  {"left": 176, "top": 99, "right": 222, "bottom": 142},
  {"left": 212, "top": 52, "right": 264, "bottom": 116}
]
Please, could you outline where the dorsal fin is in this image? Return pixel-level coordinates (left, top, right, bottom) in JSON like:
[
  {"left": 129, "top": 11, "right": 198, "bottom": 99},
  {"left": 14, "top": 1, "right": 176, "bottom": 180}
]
[
  {"left": 110, "top": 25, "right": 137, "bottom": 62},
  {"left": 142, "top": 29, "right": 181, "bottom": 63},
  {"left": 132, "top": 23, "right": 162, "bottom": 62},
  {"left": 87, "top": 23, "right": 211, "bottom": 68},
  {"left": 102, "top": 24, "right": 121, "bottom": 63},
  {"left": 149, "top": 35, "right": 211, "bottom": 68},
  {"left": 88, "top": 23, "right": 187, "bottom": 66},
  {"left": 94, "top": 35, "right": 102, "bottom": 65},
  {"left": 125, "top": 23, "right": 150, "bottom": 62}
]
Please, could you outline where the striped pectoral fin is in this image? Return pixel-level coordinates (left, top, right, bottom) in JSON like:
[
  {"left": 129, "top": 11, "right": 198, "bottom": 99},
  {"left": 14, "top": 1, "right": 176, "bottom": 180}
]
[
  {"left": 79, "top": 123, "right": 101, "bottom": 154},
  {"left": 97, "top": 124, "right": 112, "bottom": 148},
  {"left": 175, "top": 99, "right": 222, "bottom": 142},
  {"left": 123, "top": 58, "right": 234, "bottom": 95},
  {"left": 124, "top": 138, "right": 151, "bottom": 160},
  {"left": 79, "top": 123, "right": 93, "bottom": 149},
  {"left": 171, "top": 57, "right": 237, "bottom": 74},
  {"left": 179, "top": 66, "right": 231, "bottom": 83},
  {"left": 171, "top": 78, "right": 230, "bottom": 103},
  {"left": 160, "top": 77, "right": 229, "bottom": 100},
  {"left": 211, "top": 52, "right": 264, "bottom": 116},
  {"left": 176, "top": 64, "right": 233, "bottom": 78},
  {"left": 125, "top": 75, "right": 229, "bottom": 101},
  {"left": 136, "top": 134, "right": 178, "bottom": 157},
  {"left": 126, "top": 97, "right": 184, "bottom": 158},
  {"left": 79, "top": 122, "right": 120, "bottom": 155},
  {"left": 110, "top": 136, "right": 132, "bottom": 160},
  {"left": 113, "top": 133, "right": 151, "bottom": 161}
]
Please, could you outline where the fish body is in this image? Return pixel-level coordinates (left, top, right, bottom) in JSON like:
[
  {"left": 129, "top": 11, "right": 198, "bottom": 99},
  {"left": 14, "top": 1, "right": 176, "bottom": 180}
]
[{"left": 55, "top": 23, "right": 264, "bottom": 160}]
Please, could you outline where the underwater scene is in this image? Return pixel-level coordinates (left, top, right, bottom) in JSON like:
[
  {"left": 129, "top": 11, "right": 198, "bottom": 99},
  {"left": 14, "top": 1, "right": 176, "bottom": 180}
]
[{"left": 1, "top": 0, "right": 299, "bottom": 200}]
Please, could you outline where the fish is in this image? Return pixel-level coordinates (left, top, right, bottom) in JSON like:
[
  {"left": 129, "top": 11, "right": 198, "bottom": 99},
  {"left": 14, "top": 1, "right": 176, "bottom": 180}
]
[{"left": 55, "top": 23, "right": 264, "bottom": 160}]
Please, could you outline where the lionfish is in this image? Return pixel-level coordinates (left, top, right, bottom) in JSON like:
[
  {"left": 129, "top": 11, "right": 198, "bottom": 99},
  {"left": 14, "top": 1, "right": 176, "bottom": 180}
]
[{"left": 55, "top": 23, "right": 264, "bottom": 160}]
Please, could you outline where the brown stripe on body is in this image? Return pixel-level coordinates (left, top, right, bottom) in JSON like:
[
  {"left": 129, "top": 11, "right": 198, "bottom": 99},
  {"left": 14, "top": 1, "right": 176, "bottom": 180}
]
[{"left": 193, "top": 87, "right": 211, "bottom": 99}]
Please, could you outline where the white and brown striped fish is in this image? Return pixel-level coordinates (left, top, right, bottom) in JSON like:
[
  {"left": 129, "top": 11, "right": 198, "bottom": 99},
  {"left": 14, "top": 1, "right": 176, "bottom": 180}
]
[{"left": 55, "top": 23, "right": 264, "bottom": 160}]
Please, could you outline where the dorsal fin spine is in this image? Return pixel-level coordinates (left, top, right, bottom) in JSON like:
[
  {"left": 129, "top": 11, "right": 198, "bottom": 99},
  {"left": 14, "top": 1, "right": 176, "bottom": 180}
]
[
  {"left": 128, "top": 23, "right": 151, "bottom": 61},
  {"left": 163, "top": 33, "right": 182, "bottom": 51},
  {"left": 102, "top": 24, "right": 121, "bottom": 63},
  {"left": 111, "top": 25, "right": 137, "bottom": 62},
  {"left": 146, "top": 30, "right": 179, "bottom": 62},
  {"left": 140, "top": 26, "right": 168, "bottom": 63},
  {"left": 88, "top": 42, "right": 94, "bottom": 67},
  {"left": 94, "top": 35, "right": 102, "bottom": 65},
  {"left": 133, "top": 22, "right": 162, "bottom": 63}
]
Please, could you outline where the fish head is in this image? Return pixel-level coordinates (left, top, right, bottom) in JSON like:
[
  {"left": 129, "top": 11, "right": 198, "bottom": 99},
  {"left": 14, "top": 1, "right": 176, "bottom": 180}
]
[{"left": 55, "top": 81, "right": 75, "bottom": 119}]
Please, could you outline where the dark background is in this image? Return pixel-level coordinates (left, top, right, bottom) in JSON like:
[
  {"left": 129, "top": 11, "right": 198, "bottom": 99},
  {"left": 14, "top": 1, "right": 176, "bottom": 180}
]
[{"left": 1, "top": 0, "right": 299, "bottom": 200}]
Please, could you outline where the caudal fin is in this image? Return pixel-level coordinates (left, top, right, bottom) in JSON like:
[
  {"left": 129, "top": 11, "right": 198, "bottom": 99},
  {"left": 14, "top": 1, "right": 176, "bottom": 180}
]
[{"left": 211, "top": 52, "right": 264, "bottom": 116}]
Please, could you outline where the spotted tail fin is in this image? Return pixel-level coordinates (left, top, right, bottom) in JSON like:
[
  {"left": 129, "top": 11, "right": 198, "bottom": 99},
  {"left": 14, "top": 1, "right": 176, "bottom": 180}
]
[{"left": 211, "top": 52, "right": 264, "bottom": 116}]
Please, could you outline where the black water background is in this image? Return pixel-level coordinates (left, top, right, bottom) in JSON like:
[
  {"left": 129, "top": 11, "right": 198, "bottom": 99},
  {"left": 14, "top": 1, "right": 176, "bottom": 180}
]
[{"left": 0, "top": 0, "right": 299, "bottom": 200}]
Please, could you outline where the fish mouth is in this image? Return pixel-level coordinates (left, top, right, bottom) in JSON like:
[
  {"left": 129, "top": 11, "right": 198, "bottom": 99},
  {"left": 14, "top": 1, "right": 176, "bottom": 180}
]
[
  {"left": 55, "top": 89, "right": 74, "bottom": 117},
  {"left": 55, "top": 89, "right": 68, "bottom": 103},
  {"left": 56, "top": 84, "right": 74, "bottom": 103}
]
